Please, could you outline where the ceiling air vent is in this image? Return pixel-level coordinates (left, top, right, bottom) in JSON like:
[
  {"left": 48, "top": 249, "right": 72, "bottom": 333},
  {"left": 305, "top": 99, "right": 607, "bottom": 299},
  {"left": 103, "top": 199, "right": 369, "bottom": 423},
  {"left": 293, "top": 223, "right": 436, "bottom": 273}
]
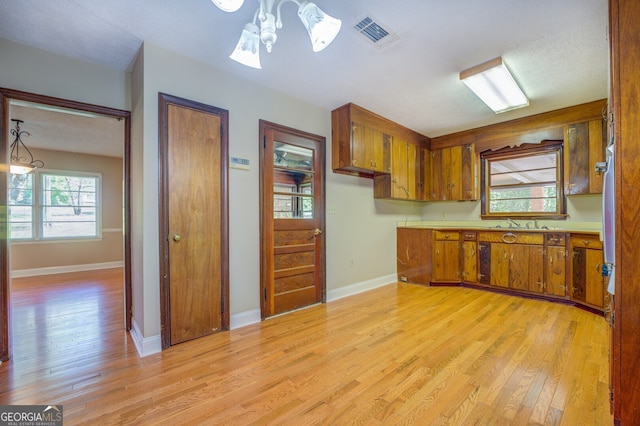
[{"left": 353, "top": 16, "right": 397, "bottom": 48}]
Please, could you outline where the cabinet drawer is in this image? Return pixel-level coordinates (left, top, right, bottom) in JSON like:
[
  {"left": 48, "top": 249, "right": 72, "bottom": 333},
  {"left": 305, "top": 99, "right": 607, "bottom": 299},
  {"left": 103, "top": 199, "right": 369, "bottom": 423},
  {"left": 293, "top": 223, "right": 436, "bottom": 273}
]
[
  {"left": 477, "top": 231, "right": 543, "bottom": 245},
  {"left": 462, "top": 231, "right": 477, "bottom": 241},
  {"left": 570, "top": 234, "right": 603, "bottom": 249},
  {"left": 433, "top": 230, "right": 460, "bottom": 241},
  {"left": 545, "top": 233, "right": 567, "bottom": 246}
]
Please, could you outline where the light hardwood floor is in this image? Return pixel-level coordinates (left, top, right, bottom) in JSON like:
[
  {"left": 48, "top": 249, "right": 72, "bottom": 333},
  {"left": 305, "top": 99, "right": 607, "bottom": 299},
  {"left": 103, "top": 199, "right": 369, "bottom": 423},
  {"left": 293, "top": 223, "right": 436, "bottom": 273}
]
[{"left": 0, "top": 269, "right": 612, "bottom": 425}]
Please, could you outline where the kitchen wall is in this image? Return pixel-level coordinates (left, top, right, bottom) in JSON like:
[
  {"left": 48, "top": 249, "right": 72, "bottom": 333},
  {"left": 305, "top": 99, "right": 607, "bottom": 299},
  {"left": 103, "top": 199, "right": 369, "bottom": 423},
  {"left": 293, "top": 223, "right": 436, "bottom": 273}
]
[
  {"left": 0, "top": 37, "right": 422, "bottom": 354},
  {"left": 421, "top": 194, "right": 603, "bottom": 229},
  {"left": 10, "top": 148, "right": 124, "bottom": 275}
]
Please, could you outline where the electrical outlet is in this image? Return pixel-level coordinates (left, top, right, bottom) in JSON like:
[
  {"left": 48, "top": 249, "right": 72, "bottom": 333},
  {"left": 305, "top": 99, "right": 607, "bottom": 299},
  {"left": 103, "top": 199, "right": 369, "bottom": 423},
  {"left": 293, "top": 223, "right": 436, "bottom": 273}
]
[
  {"left": 349, "top": 258, "right": 355, "bottom": 267},
  {"left": 328, "top": 205, "right": 337, "bottom": 215},
  {"left": 441, "top": 212, "right": 447, "bottom": 218}
]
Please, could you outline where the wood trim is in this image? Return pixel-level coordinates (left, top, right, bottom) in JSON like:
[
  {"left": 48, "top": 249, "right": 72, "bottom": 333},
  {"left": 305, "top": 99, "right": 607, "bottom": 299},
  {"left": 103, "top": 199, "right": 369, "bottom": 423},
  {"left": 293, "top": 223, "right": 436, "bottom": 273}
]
[
  {"left": 0, "top": 87, "right": 132, "bottom": 361},
  {"left": 259, "top": 120, "right": 327, "bottom": 319},
  {"left": 158, "top": 93, "right": 230, "bottom": 350},
  {"left": 432, "top": 99, "right": 607, "bottom": 152}
]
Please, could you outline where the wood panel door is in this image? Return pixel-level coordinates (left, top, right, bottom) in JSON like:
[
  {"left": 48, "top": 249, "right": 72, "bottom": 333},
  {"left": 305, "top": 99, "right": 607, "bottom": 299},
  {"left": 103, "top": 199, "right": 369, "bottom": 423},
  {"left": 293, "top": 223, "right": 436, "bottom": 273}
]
[
  {"left": 159, "top": 93, "right": 229, "bottom": 348},
  {"left": 260, "top": 120, "right": 325, "bottom": 318}
]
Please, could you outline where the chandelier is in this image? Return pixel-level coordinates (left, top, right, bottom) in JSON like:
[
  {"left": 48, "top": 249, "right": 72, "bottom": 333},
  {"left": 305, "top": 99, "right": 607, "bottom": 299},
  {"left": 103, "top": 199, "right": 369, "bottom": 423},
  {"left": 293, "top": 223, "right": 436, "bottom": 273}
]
[
  {"left": 10, "top": 119, "right": 44, "bottom": 174},
  {"left": 211, "top": 0, "right": 342, "bottom": 69}
]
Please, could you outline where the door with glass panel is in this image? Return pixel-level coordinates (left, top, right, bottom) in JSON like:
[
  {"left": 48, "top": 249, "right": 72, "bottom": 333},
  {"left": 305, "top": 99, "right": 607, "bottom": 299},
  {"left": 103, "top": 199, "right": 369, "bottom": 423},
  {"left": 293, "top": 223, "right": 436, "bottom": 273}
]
[{"left": 260, "top": 120, "right": 325, "bottom": 318}]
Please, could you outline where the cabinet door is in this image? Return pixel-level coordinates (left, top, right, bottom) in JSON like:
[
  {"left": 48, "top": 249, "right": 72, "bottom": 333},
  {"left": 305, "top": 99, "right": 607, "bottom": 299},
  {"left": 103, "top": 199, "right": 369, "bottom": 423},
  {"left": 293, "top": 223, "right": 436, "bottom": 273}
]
[
  {"left": 416, "top": 145, "right": 430, "bottom": 201},
  {"left": 351, "top": 122, "right": 389, "bottom": 173},
  {"left": 391, "top": 138, "right": 409, "bottom": 199},
  {"left": 478, "top": 242, "right": 491, "bottom": 284},
  {"left": 433, "top": 240, "right": 460, "bottom": 282},
  {"left": 462, "top": 241, "right": 477, "bottom": 283},
  {"left": 431, "top": 149, "right": 444, "bottom": 200},
  {"left": 564, "top": 119, "right": 606, "bottom": 195},
  {"left": 584, "top": 248, "right": 605, "bottom": 307},
  {"left": 509, "top": 244, "right": 530, "bottom": 291},
  {"left": 461, "top": 144, "right": 476, "bottom": 200},
  {"left": 546, "top": 246, "right": 567, "bottom": 296},
  {"left": 405, "top": 142, "right": 417, "bottom": 200},
  {"left": 447, "top": 145, "right": 463, "bottom": 200},
  {"left": 397, "top": 228, "right": 431, "bottom": 284},
  {"left": 490, "top": 243, "right": 509, "bottom": 288},
  {"left": 528, "top": 245, "right": 545, "bottom": 293}
]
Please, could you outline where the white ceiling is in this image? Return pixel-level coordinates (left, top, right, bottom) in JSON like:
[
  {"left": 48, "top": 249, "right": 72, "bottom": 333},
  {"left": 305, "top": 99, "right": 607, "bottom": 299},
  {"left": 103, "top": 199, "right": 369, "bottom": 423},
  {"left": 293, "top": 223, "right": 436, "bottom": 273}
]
[{"left": 0, "top": 0, "right": 609, "bottom": 156}]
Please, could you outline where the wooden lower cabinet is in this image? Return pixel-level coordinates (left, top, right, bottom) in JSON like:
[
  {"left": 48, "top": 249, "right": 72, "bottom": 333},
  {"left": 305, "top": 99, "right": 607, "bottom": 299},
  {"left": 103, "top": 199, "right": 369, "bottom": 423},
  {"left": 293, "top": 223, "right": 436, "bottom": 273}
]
[
  {"left": 569, "top": 234, "right": 605, "bottom": 309},
  {"left": 432, "top": 230, "right": 460, "bottom": 282},
  {"left": 396, "top": 227, "right": 602, "bottom": 313},
  {"left": 396, "top": 228, "right": 431, "bottom": 285},
  {"left": 545, "top": 233, "right": 568, "bottom": 297},
  {"left": 461, "top": 231, "right": 477, "bottom": 283}
]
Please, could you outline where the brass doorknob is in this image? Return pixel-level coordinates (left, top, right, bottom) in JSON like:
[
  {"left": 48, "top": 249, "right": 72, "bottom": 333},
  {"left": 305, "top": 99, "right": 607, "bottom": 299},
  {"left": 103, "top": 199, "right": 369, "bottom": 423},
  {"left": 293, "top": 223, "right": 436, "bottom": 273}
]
[
  {"left": 313, "top": 228, "right": 323, "bottom": 236},
  {"left": 173, "top": 234, "right": 181, "bottom": 242}
]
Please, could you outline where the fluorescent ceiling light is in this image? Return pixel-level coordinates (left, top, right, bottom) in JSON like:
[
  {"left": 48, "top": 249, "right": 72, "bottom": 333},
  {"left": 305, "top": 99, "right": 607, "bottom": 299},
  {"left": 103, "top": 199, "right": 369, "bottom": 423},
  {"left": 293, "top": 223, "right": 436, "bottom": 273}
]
[{"left": 460, "top": 57, "right": 529, "bottom": 114}]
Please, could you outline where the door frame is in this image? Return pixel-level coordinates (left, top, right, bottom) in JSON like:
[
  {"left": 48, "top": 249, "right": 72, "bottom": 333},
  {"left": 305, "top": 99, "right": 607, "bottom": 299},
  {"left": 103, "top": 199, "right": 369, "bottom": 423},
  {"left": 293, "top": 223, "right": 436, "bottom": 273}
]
[
  {"left": 259, "top": 119, "right": 326, "bottom": 319},
  {"left": 158, "top": 93, "right": 230, "bottom": 349},
  {"left": 0, "top": 87, "right": 132, "bottom": 362}
]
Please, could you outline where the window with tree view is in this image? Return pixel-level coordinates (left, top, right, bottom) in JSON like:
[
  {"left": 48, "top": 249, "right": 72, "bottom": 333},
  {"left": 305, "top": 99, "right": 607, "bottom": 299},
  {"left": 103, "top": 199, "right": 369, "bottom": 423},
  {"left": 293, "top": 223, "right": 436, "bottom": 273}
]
[
  {"left": 8, "top": 171, "right": 100, "bottom": 240},
  {"left": 481, "top": 141, "right": 565, "bottom": 218}
]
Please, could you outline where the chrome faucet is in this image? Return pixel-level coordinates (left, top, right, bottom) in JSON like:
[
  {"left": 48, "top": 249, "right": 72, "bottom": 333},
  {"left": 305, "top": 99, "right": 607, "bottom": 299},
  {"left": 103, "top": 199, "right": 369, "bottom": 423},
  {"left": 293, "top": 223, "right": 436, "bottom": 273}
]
[{"left": 507, "top": 218, "right": 521, "bottom": 228}]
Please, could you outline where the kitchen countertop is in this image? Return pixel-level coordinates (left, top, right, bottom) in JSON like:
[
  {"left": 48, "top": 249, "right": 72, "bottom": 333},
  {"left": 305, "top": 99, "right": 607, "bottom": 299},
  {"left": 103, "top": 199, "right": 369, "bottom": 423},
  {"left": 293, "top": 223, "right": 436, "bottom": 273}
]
[{"left": 397, "top": 220, "right": 603, "bottom": 237}]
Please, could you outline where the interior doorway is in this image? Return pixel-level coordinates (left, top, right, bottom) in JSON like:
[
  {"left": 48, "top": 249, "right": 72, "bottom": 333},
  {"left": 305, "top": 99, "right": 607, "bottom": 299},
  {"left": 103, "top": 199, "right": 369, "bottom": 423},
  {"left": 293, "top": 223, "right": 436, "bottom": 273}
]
[
  {"left": 259, "top": 120, "right": 326, "bottom": 318},
  {"left": 0, "top": 88, "right": 131, "bottom": 362},
  {"left": 158, "top": 93, "right": 229, "bottom": 348}
]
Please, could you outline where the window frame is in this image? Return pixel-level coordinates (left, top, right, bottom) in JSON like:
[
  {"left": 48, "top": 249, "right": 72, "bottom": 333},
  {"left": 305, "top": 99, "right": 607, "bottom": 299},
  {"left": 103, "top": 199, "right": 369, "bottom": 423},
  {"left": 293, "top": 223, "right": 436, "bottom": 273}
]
[
  {"left": 480, "top": 140, "right": 567, "bottom": 220},
  {"left": 8, "top": 169, "right": 102, "bottom": 242}
]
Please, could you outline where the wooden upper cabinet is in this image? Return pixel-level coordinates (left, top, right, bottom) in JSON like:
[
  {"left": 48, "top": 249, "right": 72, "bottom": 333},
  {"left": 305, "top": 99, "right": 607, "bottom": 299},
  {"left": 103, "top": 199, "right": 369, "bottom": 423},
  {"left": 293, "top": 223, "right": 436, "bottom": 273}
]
[
  {"left": 333, "top": 103, "right": 429, "bottom": 178},
  {"left": 430, "top": 143, "right": 477, "bottom": 201},
  {"left": 564, "top": 118, "right": 606, "bottom": 195},
  {"left": 374, "top": 138, "right": 430, "bottom": 201},
  {"left": 350, "top": 121, "right": 390, "bottom": 174}
]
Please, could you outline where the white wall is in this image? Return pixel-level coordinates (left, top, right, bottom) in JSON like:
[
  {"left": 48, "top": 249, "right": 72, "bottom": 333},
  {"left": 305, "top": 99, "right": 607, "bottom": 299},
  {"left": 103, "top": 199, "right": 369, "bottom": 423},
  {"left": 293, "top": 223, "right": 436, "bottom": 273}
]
[{"left": 131, "top": 43, "right": 422, "bottom": 340}]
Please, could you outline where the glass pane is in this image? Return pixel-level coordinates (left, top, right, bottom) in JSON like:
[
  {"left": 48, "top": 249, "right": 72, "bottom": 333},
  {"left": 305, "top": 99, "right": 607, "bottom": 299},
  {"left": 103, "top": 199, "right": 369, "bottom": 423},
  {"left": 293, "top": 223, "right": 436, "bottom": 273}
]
[
  {"left": 489, "top": 184, "right": 557, "bottom": 213},
  {"left": 9, "top": 205, "right": 33, "bottom": 239},
  {"left": 42, "top": 206, "right": 97, "bottom": 238},
  {"left": 9, "top": 174, "right": 33, "bottom": 205},
  {"left": 274, "top": 141, "right": 313, "bottom": 171},
  {"left": 490, "top": 153, "right": 557, "bottom": 186},
  {"left": 274, "top": 169, "right": 313, "bottom": 195},
  {"left": 273, "top": 195, "right": 314, "bottom": 219}
]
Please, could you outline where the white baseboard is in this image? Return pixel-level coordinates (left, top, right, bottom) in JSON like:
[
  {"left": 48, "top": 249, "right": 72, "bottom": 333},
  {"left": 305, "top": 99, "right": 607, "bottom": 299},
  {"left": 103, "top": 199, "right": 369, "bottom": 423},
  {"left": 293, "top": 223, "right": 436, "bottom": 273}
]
[
  {"left": 130, "top": 319, "right": 162, "bottom": 358},
  {"left": 230, "top": 308, "right": 261, "bottom": 330},
  {"left": 11, "top": 261, "right": 124, "bottom": 278},
  {"left": 326, "top": 274, "right": 397, "bottom": 302}
]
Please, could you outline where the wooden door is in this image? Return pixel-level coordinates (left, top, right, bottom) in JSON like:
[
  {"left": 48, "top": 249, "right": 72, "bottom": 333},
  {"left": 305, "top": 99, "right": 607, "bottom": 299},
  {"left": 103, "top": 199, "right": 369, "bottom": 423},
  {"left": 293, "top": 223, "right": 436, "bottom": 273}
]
[
  {"left": 528, "top": 245, "right": 545, "bottom": 293},
  {"left": 478, "top": 242, "right": 491, "bottom": 285},
  {"left": 490, "top": 243, "right": 509, "bottom": 288},
  {"left": 509, "top": 244, "right": 530, "bottom": 291},
  {"left": 462, "top": 240, "right": 477, "bottom": 283},
  {"left": 431, "top": 149, "right": 444, "bottom": 200},
  {"left": 260, "top": 121, "right": 325, "bottom": 318},
  {"left": 546, "top": 246, "right": 567, "bottom": 296},
  {"left": 584, "top": 248, "right": 604, "bottom": 308},
  {"left": 159, "top": 94, "right": 229, "bottom": 348},
  {"left": 391, "top": 138, "right": 408, "bottom": 199},
  {"left": 433, "top": 240, "right": 460, "bottom": 282},
  {"left": 447, "top": 145, "right": 463, "bottom": 200}
]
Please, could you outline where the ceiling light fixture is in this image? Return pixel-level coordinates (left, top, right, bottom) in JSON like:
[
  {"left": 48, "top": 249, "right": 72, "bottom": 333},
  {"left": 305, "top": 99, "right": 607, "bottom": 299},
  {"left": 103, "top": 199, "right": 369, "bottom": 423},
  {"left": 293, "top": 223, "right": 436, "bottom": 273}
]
[
  {"left": 211, "top": 0, "right": 245, "bottom": 13},
  {"left": 460, "top": 57, "right": 529, "bottom": 114},
  {"left": 212, "top": 0, "right": 341, "bottom": 69},
  {"left": 9, "top": 119, "right": 44, "bottom": 174}
]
